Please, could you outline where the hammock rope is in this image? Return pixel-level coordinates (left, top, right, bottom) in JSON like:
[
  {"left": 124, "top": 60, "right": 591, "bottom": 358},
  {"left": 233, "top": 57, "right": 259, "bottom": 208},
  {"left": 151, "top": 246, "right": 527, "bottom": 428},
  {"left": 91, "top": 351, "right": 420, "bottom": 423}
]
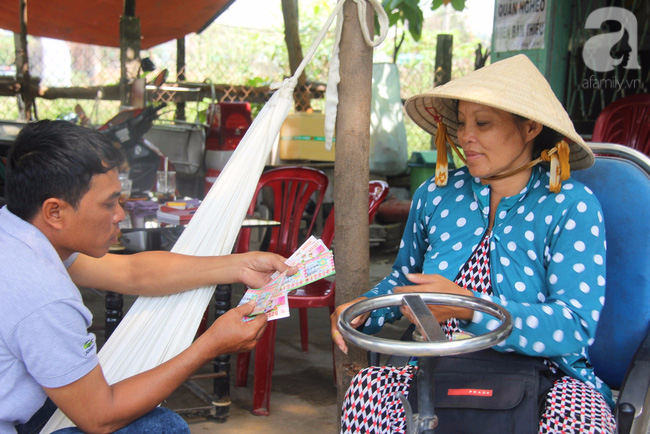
[
  {"left": 324, "top": 0, "right": 388, "bottom": 151},
  {"left": 42, "top": 1, "right": 387, "bottom": 431}
]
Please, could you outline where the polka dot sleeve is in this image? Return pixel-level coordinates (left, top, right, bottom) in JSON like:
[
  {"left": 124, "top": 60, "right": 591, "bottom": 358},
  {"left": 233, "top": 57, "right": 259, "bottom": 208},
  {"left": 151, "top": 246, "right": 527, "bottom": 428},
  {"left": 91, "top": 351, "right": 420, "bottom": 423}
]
[
  {"left": 361, "top": 183, "right": 432, "bottom": 334},
  {"left": 463, "top": 189, "right": 607, "bottom": 359}
]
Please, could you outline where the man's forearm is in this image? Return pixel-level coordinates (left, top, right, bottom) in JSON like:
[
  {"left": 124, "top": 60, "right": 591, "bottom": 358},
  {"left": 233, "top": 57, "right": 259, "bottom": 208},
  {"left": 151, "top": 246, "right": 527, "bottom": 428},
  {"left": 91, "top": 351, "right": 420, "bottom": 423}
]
[
  {"left": 120, "top": 251, "right": 240, "bottom": 295},
  {"left": 70, "top": 251, "right": 241, "bottom": 296}
]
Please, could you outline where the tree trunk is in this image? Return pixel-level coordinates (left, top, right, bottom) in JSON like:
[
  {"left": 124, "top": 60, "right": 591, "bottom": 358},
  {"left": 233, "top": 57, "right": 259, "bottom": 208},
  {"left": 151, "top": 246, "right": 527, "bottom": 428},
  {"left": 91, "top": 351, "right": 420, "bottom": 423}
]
[
  {"left": 281, "top": 0, "right": 311, "bottom": 112},
  {"left": 334, "top": 0, "right": 374, "bottom": 425},
  {"left": 16, "top": 0, "right": 34, "bottom": 120}
]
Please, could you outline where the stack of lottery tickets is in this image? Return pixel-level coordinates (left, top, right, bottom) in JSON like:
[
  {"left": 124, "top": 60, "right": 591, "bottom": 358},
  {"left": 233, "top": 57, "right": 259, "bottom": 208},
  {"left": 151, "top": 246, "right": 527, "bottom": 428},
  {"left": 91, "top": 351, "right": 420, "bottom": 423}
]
[{"left": 238, "top": 236, "right": 335, "bottom": 321}]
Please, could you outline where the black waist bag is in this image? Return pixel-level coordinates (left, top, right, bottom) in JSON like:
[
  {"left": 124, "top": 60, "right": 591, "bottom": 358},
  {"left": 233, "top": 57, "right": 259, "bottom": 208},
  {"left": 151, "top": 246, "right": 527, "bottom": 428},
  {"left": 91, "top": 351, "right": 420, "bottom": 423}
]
[{"left": 406, "top": 349, "right": 561, "bottom": 434}]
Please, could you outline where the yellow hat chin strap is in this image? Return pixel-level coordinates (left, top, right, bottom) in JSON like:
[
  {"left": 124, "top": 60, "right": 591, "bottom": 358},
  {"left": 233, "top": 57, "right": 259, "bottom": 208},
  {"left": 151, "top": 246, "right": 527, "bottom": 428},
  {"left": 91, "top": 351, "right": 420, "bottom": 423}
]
[
  {"left": 543, "top": 139, "right": 571, "bottom": 193},
  {"left": 484, "top": 139, "right": 571, "bottom": 193},
  {"left": 434, "top": 122, "right": 467, "bottom": 187}
]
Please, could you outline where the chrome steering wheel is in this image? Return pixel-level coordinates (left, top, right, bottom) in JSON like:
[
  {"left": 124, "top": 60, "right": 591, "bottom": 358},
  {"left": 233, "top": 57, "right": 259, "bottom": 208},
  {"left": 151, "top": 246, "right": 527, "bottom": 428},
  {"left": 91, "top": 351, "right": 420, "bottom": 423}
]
[
  {"left": 338, "top": 293, "right": 513, "bottom": 433},
  {"left": 337, "top": 293, "right": 513, "bottom": 356}
]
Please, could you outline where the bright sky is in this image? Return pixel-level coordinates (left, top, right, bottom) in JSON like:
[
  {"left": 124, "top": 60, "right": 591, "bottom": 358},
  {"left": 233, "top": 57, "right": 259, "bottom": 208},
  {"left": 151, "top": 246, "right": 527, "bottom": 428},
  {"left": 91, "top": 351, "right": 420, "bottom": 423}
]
[
  {"left": 215, "top": 0, "right": 496, "bottom": 38},
  {"left": 215, "top": 0, "right": 282, "bottom": 29},
  {"left": 464, "top": 0, "right": 497, "bottom": 39}
]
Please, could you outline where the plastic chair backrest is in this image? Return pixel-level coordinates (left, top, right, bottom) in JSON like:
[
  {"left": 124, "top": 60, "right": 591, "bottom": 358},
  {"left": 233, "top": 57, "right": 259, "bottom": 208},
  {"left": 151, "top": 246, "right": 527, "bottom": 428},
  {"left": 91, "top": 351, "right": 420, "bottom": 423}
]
[
  {"left": 319, "top": 180, "right": 390, "bottom": 248},
  {"left": 237, "top": 166, "right": 328, "bottom": 257},
  {"left": 592, "top": 93, "right": 650, "bottom": 156},
  {"left": 571, "top": 143, "right": 650, "bottom": 389}
]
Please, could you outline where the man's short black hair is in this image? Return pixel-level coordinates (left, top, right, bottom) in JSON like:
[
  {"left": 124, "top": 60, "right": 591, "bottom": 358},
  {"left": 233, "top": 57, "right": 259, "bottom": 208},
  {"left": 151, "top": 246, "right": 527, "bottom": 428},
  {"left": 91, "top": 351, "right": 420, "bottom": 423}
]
[{"left": 5, "top": 120, "right": 125, "bottom": 221}]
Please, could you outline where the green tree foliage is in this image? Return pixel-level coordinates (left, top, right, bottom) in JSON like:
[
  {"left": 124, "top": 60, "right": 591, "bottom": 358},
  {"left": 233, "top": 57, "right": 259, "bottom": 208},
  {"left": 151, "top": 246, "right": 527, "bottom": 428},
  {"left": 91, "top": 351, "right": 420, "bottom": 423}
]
[
  {"left": 383, "top": 0, "right": 424, "bottom": 42},
  {"left": 380, "top": 0, "right": 468, "bottom": 61},
  {"left": 432, "top": 0, "right": 466, "bottom": 12}
]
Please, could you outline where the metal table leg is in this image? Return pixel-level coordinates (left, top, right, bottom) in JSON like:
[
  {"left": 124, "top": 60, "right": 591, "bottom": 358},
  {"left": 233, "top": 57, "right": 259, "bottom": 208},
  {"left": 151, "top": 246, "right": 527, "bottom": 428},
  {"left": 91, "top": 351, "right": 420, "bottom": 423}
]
[
  {"left": 105, "top": 291, "right": 123, "bottom": 340},
  {"left": 212, "top": 283, "right": 232, "bottom": 420},
  {"left": 176, "top": 283, "right": 233, "bottom": 421}
]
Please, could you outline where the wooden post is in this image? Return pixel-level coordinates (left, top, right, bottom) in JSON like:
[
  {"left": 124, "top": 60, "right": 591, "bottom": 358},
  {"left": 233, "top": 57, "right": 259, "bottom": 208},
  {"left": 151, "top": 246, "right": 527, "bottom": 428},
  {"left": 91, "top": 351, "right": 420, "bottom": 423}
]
[
  {"left": 176, "top": 37, "right": 186, "bottom": 121},
  {"left": 120, "top": 0, "right": 141, "bottom": 107},
  {"left": 434, "top": 34, "right": 453, "bottom": 87},
  {"left": 334, "top": 0, "right": 374, "bottom": 421},
  {"left": 15, "top": 0, "right": 34, "bottom": 120},
  {"left": 432, "top": 34, "right": 453, "bottom": 150}
]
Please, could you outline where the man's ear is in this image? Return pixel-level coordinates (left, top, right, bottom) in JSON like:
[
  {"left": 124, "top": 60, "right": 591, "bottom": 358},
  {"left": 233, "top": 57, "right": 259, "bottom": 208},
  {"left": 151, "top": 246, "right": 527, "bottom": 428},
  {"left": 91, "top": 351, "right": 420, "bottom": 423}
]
[{"left": 41, "top": 198, "right": 69, "bottom": 230}]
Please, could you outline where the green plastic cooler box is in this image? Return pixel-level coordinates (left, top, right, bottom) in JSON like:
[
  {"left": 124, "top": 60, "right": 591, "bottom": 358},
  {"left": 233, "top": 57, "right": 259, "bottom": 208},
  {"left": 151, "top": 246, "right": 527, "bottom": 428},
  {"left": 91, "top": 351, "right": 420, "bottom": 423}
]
[{"left": 408, "top": 150, "right": 437, "bottom": 197}]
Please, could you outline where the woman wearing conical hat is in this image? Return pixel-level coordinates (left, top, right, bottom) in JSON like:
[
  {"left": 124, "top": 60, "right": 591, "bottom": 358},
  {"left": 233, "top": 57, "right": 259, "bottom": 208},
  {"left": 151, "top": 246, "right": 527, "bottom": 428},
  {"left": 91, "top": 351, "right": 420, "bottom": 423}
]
[{"left": 331, "top": 55, "right": 616, "bottom": 433}]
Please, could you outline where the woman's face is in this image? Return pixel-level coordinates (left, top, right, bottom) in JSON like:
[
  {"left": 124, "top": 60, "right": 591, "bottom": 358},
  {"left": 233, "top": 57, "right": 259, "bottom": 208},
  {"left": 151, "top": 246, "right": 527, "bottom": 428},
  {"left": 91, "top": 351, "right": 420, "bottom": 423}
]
[{"left": 456, "top": 101, "right": 540, "bottom": 181}]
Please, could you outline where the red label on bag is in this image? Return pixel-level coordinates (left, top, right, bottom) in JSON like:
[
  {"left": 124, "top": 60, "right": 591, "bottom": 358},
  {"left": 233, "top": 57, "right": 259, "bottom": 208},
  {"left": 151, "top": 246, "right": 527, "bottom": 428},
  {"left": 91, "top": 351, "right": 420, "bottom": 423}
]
[{"left": 447, "top": 388, "right": 493, "bottom": 397}]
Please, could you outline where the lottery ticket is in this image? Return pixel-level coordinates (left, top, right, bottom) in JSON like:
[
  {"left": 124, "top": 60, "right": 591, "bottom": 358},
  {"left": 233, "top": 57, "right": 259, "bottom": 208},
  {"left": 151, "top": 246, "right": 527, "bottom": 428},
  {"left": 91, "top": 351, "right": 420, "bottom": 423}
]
[
  {"left": 238, "top": 236, "right": 336, "bottom": 322},
  {"left": 279, "top": 250, "right": 335, "bottom": 292},
  {"left": 287, "top": 236, "right": 327, "bottom": 263},
  {"left": 271, "top": 236, "right": 329, "bottom": 277},
  {"left": 266, "top": 295, "right": 290, "bottom": 320},
  {"left": 240, "top": 272, "right": 287, "bottom": 321}
]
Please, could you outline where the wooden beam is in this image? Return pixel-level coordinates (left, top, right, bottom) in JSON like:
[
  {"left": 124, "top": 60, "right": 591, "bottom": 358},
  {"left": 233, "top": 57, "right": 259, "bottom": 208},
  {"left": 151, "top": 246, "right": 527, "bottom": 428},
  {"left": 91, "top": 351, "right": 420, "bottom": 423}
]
[{"left": 0, "top": 82, "right": 326, "bottom": 104}]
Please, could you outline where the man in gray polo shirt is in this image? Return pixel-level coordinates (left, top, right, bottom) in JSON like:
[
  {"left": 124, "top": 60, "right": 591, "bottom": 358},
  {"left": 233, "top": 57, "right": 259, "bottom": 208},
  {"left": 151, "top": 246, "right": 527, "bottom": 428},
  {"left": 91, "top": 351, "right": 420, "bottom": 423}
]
[{"left": 0, "top": 120, "right": 294, "bottom": 433}]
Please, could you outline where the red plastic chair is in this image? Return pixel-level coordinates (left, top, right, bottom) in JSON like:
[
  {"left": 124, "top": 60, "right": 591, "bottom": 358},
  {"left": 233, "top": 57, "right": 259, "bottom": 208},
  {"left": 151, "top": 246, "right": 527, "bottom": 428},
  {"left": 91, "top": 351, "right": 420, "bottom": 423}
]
[
  {"left": 235, "top": 179, "right": 389, "bottom": 416},
  {"left": 235, "top": 166, "right": 329, "bottom": 257},
  {"left": 592, "top": 93, "right": 650, "bottom": 156},
  {"left": 234, "top": 166, "right": 329, "bottom": 416},
  {"left": 288, "top": 180, "right": 390, "bottom": 354}
]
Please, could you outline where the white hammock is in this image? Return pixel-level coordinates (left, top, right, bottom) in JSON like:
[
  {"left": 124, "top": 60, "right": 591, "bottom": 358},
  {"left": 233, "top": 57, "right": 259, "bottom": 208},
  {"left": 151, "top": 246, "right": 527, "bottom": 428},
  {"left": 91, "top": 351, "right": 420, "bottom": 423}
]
[{"left": 42, "top": 1, "right": 386, "bottom": 431}]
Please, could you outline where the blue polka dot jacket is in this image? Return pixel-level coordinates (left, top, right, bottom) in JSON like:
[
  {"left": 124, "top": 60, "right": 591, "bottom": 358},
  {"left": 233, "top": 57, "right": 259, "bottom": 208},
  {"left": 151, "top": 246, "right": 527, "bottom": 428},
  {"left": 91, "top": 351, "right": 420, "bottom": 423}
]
[{"left": 363, "top": 165, "right": 613, "bottom": 406}]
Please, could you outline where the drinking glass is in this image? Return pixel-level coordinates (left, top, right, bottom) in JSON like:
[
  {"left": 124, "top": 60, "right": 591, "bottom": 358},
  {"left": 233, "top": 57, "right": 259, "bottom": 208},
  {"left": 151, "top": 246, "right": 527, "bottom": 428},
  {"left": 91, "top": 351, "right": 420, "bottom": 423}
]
[
  {"left": 156, "top": 170, "right": 176, "bottom": 202},
  {"left": 119, "top": 178, "right": 132, "bottom": 206},
  {"left": 118, "top": 177, "right": 133, "bottom": 230}
]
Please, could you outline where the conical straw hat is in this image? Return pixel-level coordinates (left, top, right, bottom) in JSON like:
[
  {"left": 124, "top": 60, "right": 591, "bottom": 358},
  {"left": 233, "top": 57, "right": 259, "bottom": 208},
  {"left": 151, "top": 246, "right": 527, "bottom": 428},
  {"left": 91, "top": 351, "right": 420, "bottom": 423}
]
[{"left": 404, "top": 54, "right": 593, "bottom": 170}]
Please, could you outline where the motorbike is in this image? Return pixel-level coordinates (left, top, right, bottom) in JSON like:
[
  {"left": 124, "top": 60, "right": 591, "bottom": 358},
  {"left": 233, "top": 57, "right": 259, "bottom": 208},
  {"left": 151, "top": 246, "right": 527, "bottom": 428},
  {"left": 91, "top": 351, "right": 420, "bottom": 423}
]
[
  {"left": 97, "top": 102, "right": 171, "bottom": 194},
  {"left": 3, "top": 67, "right": 178, "bottom": 198}
]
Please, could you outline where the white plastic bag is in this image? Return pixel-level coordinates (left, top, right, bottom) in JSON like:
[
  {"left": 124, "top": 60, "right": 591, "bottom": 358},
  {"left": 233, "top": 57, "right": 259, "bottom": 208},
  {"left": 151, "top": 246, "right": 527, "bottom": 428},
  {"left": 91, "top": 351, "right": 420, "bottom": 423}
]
[{"left": 369, "top": 62, "right": 408, "bottom": 175}]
